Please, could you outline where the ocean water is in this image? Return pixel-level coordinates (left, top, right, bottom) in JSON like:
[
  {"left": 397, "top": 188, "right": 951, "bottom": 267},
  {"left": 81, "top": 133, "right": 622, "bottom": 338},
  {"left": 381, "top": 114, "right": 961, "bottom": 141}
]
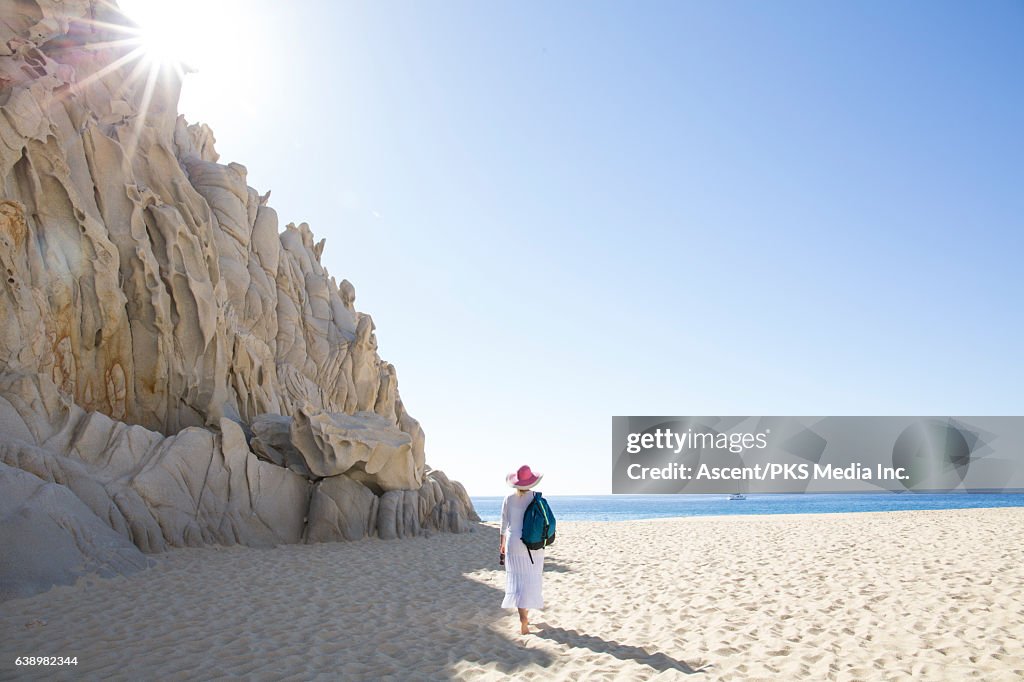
[{"left": 470, "top": 493, "right": 1024, "bottom": 523}]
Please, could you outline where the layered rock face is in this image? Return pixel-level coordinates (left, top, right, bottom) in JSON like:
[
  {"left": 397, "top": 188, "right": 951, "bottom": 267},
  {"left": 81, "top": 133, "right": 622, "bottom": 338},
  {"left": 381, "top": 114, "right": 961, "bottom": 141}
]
[{"left": 0, "top": 2, "right": 477, "bottom": 599}]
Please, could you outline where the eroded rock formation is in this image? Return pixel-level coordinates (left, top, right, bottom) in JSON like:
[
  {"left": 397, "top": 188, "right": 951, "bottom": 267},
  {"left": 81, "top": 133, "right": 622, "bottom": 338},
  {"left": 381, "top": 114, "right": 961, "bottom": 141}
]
[{"left": 0, "top": 1, "right": 477, "bottom": 600}]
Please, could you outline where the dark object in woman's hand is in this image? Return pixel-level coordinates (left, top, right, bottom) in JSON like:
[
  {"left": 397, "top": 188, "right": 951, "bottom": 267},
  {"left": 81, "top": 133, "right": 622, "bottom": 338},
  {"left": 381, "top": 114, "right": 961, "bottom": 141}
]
[{"left": 499, "top": 552, "right": 505, "bottom": 566}]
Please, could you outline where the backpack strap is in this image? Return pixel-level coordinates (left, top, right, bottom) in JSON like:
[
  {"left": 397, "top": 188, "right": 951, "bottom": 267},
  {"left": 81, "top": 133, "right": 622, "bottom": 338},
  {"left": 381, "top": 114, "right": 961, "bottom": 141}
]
[{"left": 526, "top": 492, "right": 539, "bottom": 564}]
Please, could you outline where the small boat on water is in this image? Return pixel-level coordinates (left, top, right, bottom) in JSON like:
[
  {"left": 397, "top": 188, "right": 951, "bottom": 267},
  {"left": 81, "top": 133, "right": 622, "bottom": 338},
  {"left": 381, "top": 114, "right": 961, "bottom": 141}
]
[{"left": 728, "top": 493, "right": 746, "bottom": 500}]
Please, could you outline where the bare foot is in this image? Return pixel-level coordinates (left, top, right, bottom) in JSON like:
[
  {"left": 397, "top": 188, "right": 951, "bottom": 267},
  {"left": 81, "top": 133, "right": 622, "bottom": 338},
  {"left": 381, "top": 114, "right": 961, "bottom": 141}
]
[{"left": 520, "top": 621, "right": 529, "bottom": 635}]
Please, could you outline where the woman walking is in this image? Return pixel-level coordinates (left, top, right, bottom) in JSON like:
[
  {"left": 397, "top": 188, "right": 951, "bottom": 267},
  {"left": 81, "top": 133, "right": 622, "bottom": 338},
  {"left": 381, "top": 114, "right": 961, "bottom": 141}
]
[{"left": 499, "top": 464, "right": 545, "bottom": 635}]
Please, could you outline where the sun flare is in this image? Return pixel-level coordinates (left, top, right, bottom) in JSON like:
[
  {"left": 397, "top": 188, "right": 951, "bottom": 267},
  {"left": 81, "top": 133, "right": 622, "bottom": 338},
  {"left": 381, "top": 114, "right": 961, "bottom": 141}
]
[
  {"left": 56, "top": 0, "right": 263, "bottom": 158},
  {"left": 134, "top": 19, "right": 191, "bottom": 70},
  {"left": 118, "top": 0, "right": 241, "bottom": 73}
]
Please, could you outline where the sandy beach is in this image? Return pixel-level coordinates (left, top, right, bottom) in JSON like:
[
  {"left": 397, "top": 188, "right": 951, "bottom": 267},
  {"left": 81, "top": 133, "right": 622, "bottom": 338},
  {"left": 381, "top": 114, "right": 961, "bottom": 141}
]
[{"left": 1, "top": 507, "right": 1022, "bottom": 681}]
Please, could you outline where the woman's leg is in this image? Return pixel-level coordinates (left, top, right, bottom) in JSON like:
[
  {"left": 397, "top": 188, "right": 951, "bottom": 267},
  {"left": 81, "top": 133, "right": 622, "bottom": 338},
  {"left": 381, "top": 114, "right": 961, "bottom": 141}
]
[{"left": 518, "top": 608, "right": 529, "bottom": 634}]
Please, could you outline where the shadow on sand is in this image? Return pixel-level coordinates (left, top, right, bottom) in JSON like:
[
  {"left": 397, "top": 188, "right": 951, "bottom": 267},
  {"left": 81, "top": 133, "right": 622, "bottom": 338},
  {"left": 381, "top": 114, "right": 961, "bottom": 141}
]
[
  {"left": 1, "top": 519, "right": 708, "bottom": 680},
  {"left": 536, "top": 624, "right": 709, "bottom": 675},
  {"left": 415, "top": 522, "right": 709, "bottom": 679},
  {"left": 536, "top": 557, "right": 573, "bottom": 573}
]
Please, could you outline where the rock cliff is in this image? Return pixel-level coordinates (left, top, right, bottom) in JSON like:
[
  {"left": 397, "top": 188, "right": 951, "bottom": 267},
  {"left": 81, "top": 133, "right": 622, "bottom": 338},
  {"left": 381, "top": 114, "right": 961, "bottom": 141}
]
[{"left": 0, "top": 1, "right": 477, "bottom": 600}]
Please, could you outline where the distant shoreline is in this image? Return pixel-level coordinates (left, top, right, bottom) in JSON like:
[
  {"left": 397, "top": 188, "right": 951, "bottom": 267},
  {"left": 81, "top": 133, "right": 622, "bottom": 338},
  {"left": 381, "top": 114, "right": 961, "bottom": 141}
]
[{"left": 472, "top": 491, "right": 1024, "bottom": 523}]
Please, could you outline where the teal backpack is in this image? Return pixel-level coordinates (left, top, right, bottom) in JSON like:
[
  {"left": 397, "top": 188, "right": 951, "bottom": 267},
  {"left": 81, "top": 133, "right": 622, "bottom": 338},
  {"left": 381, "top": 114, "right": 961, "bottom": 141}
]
[{"left": 521, "top": 491, "right": 556, "bottom": 563}]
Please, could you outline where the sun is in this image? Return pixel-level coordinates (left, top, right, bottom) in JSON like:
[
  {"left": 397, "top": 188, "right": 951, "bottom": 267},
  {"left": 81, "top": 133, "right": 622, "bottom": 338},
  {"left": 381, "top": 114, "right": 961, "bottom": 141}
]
[
  {"left": 134, "top": 16, "right": 193, "bottom": 70},
  {"left": 117, "top": 0, "right": 237, "bottom": 72},
  {"left": 63, "top": 0, "right": 266, "bottom": 158}
]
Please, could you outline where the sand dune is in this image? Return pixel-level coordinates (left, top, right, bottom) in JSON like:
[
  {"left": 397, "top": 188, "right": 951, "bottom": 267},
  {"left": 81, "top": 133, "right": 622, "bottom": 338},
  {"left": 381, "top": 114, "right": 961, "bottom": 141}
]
[{"left": 1, "top": 507, "right": 1022, "bottom": 680}]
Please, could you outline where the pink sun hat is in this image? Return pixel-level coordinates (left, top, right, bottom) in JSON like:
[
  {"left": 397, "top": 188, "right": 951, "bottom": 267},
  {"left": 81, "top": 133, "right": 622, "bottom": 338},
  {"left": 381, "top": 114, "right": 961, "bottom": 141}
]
[{"left": 507, "top": 464, "right": 543, "bottom": 490}]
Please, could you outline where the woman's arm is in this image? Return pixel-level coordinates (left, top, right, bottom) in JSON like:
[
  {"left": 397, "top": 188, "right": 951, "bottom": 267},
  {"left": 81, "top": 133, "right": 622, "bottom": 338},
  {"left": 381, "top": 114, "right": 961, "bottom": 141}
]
[{"left": 499, "top": 495, "right": 508, "bottom": 552}]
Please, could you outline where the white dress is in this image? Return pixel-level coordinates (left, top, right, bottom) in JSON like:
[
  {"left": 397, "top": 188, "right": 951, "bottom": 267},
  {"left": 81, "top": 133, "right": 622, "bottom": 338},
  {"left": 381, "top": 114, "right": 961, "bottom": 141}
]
[{"left": 500, "top": 491, "right": 545, "bottom": 609}]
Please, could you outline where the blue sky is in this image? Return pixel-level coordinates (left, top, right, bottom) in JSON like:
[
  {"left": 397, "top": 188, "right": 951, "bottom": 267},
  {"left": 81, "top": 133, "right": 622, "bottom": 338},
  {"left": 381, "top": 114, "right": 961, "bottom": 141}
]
[{"left": 123, "top": 0, "right": 1023, "bottom": 495}]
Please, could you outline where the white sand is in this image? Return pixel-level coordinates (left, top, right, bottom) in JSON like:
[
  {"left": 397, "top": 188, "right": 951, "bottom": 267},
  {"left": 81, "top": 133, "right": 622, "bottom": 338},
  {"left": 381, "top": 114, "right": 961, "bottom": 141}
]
[{"left": 1, "top": 507, "right": 1022, "bottom": 680}]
